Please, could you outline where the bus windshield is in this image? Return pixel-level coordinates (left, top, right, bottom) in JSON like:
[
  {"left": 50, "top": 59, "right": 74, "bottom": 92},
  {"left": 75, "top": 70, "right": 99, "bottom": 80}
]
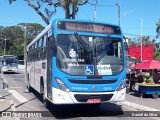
[
  {"left": 56, "top": 34, "right": 124, "bottom": 76},
  {"left": 3, "top": 56, "right": 18, "bottom": 66}
]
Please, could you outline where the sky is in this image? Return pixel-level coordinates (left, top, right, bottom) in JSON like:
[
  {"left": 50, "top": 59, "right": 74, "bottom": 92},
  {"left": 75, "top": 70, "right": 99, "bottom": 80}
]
[{"left": 0, "top": 0, "right": 160, "bottom": 41}]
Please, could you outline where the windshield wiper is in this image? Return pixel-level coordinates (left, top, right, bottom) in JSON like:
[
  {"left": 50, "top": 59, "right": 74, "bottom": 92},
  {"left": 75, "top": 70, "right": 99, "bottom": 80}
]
[
  {"left": 74, "top": 32, "right": 89, "bottom": 52},
  {"left": 96, "top": 35, "right": 111, "bottom": 51},
  {"left": 96, "top": 36, "right": 111, "bottom": 62}
]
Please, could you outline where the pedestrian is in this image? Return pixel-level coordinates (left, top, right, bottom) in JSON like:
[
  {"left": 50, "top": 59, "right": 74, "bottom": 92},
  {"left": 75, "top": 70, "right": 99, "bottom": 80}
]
[
  {"left": 152, "top": 69, "right": 160, "bottom": 84},
  {"left": 136, "top": 70, "right": 144, "bottom": 83}
]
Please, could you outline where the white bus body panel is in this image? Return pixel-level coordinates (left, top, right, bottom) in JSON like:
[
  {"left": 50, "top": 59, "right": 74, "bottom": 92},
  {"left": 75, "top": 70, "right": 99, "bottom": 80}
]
[
  {"left": 51, "top": 87, "right": 126, "bottom": 104},
  {"left": 27, "top": 60, "right": 47, "bottom": 93}
]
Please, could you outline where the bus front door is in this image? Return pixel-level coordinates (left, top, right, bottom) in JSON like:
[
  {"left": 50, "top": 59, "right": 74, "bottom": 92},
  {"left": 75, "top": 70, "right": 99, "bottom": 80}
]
[{"left": 46, "top": 36, "right": 53, "bottom": 100}]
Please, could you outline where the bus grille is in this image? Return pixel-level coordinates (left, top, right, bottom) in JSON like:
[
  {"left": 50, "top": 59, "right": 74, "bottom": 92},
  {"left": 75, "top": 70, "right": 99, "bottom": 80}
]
[
  {"left": 68, "top": 79, "right": 117, "bottom": 84},
  {"left": 74, "top": 94, "right": 113, "bottom": 102}
]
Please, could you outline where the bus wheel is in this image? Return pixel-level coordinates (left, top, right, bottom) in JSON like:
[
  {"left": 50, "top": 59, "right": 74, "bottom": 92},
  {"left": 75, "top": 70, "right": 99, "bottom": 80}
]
[
  {"left": 43, "top": 98, "right": 50, "bottom": 108},
  {"left": 41, "top": 84, "right": 50, "bottom": 108},
  {"left": 27, "top": 74, "right": 32, "bottom": 92}
]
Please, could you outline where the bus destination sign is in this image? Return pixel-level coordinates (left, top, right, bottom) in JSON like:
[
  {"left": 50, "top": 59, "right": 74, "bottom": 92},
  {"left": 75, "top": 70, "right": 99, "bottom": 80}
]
[{"left": 57, "top": 21, "right": 121, "bottom": 34}]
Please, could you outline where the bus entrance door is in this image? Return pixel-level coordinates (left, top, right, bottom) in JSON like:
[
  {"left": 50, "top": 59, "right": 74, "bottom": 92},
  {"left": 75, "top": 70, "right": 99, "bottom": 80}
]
[{"left": 46, "top": 36, "right": 53, "bottom": 100}]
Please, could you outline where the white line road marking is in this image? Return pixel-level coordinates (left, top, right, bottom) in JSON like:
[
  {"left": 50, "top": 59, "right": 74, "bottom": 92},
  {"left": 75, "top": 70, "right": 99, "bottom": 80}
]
[
  {"left": 10, "top": 100, "right": 20, "bottom": 120},
  {"left": 8, "top": 90, "right": 28, "bottom": 103},
  {"left": 9, "top": 87, "right": 23, "bottom": 89},
  {"left": 120, "top": 101, "right": 160, "bottom": 111}
]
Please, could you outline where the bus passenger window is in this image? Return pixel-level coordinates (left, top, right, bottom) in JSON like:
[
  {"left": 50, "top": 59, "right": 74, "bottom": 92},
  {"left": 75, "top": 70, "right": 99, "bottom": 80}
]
[
  {"left": 35, "top": 42, "right": 37, "bottom": 49},
  {"left": 43, "top": 36, "right": 47, "bottom": 47},
  {"left": 37, "top": 40, "right": 39, "bottom": 48},
  {"left": 39, "top": 38, "right": 42, "bottom": 47}
]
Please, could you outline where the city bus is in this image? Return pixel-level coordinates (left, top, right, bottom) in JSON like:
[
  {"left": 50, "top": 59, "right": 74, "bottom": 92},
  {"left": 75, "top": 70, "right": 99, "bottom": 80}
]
[
  {"left": 0, "top": 55, "right": 18, "bottom": 73},
  {"left": 26, "top": 19, "right": 127, "bottom": 108}
]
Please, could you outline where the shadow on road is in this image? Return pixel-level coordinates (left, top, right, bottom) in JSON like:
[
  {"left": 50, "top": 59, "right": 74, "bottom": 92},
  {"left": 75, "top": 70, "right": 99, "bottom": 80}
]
[
  {"left": 2, "top": 72, "right": 21, "bottom": 74},
  {"left": 47, "top": 103, "right": 124, "bottom": 119},
  {"left": 29, "top": 88, "right": 124, "bottom": 119},
  {"left": 129, "top": 92, "right": 155, "bottom": 99}
]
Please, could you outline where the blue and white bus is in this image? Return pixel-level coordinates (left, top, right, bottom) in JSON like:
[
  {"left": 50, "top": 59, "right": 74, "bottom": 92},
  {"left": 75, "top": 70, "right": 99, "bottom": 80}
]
[
  {"left": 0, "top": 55, "right": 18, "bottom": 73},
  {"left": 26, "top": 19, "right": 127, "bottom": 107}
]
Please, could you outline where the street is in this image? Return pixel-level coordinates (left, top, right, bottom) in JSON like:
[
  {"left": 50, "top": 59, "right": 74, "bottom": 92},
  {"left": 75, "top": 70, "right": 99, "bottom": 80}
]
[{"left": 0, "top": 71, "right": 159, "bottom": 120}]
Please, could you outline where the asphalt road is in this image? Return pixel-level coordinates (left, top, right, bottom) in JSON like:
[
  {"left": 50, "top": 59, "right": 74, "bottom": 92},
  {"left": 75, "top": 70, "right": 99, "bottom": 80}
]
[{"left": 1, "top": 71, "right": 159, "bottom": 120}]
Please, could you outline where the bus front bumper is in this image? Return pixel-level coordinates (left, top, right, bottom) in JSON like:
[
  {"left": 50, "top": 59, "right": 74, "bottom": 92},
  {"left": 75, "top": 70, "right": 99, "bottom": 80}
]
[
  {"left": 51, "top": 87, "right": 126, "bottom": 104},
  {"left": 2, "top": 68, "right": 18, "bottom": 73}
]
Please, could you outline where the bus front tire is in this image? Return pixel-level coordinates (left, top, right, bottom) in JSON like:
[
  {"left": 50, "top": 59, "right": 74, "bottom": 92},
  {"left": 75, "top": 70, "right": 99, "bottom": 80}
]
[
  {"left": 27, "top": 83, "right": 32, "bottom": 92},
  {"left": 41, "top": 84, "right": 50, "bottom": 108},
  {"left": 43, "top": 98, "right": 50, "bottom": 108},
  {"left": 27, "top": 75, "right": 32, "bottom": 92}
]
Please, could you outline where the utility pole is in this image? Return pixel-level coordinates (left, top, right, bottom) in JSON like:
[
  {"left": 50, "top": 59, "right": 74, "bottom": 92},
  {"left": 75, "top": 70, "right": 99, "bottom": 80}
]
[
  {"left": 24, "top": 23, "right": 27, "bottom": 82},
  {"left": 117, "top": 0, "right": 120, "bottom": 26},
  {"left": 93, "top": 0, "right": 98, "bottom": 21},
  {"left": 116, "top": 0, "right": 120, "bottom": 26},
  {"left": 1, "top": 36, "right": 9, "bottom": 55},
  {"left": 139, "top": 19, "right": 143, "bottom": 61}
]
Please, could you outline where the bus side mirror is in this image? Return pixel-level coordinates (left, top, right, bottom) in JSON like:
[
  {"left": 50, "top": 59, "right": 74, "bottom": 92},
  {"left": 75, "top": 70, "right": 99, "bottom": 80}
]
[{"left": 124, "top": 42, "right": 128, "bottom": 51}]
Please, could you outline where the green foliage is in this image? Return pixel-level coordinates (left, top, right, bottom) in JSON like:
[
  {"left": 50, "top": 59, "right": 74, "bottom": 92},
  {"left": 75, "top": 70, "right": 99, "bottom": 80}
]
[
  {"left": 128, "top": 36, "right": 160, "bottom": 60},
  {"left": 8, "top": 0, "right": 89, "bottom": 24},
  {"left": 154, "top": 50, "right": 160, "bottom": 60},
  {"left": 129, "top": 36, "right": 155, "bottom": 46},
  {"left": 0, "top": 23, "right": 44, "bottom": 59},
  {"left": 156, "top": 19, "right": 160, "bottom": 38}
]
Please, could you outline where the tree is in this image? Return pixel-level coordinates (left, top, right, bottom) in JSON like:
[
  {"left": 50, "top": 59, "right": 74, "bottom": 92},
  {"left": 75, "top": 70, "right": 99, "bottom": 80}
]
[
  {"left": 0, "top": 26, "right": 24, "bottom": 56},
  {"left": 9, "top": 0, "right": 89, "bottom": 25},
  {"left": 0, "top": 23, "right": 44, "bottom": 58},
  {"left": 18, "top": 23, "right": 44, "bottom": 44},
  {"left": 156, "top": 19, "right": 160, "bottom": 38},
  {"left": 129, "top": 36, "right": 155, "bottom": 46}
]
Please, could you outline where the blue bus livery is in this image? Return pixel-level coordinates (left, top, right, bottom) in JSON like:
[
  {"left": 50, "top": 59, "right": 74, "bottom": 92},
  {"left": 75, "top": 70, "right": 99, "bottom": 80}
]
[{"left": 26, "top": 19, "right": 127, "bottom": 107}]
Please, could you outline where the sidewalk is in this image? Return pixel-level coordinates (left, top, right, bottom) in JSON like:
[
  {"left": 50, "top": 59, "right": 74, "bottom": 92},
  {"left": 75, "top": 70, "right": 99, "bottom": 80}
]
[
  {"left": 0, "top": 99, "right": 12, "bottom": 112},
  {"left": 0, "top": 74, "right": 11, "bottom": 113},
  {"left": 122, "top": 92, "right": 160, "bottom": 111}
]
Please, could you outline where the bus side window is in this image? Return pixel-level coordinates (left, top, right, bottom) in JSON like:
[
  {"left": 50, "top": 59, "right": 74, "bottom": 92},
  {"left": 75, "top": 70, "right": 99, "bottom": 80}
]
[
  {"left": 36, "top": 41, "right": 39, "bottom": 61},
  {"left": 35, "top": 42, "right": 37, "bottom": 49},
  {"left": 33, "top": 43, "right": 36, "bottom": 61},
  {"left": 43, "top": 35, "right": 47, "bottom": 48},
  {"left": 39, "top": 38, "right": 42, "bottom": 48},
  {"left": 40, "top": 35, "right": 47, "bottom": 59},
  {"left": 30, "top": 45, "right": 33, "bottom": 61}
]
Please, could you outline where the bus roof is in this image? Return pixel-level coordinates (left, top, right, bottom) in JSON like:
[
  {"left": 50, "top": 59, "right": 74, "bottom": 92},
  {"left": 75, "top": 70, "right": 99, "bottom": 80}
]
[
  {"left": 26, "top": 19, "right": 121, "bottom": 49},
  {"left": 53, "top": 18, "right": 120, "bottom": 27}
]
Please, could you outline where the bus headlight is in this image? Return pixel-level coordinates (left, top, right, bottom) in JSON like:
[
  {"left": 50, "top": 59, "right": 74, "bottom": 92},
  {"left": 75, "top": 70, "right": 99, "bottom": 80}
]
[
  {"left": 55, "top": 78, "right": 70, "bottom": 92},
  {"left": 116, "top": 79, "right": 126, "bottom": 91},
  {"left": 13, "top": 67, "right": 17, "bottom": 69},
  {"left": 2, "top": 66, "right": 7, "bottom": 69}
]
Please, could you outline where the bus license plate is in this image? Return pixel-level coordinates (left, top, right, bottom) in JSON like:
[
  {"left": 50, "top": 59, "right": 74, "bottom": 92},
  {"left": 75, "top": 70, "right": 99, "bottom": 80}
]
[{"left": 87, "top": 99, "right": 101, "bottom": 104}]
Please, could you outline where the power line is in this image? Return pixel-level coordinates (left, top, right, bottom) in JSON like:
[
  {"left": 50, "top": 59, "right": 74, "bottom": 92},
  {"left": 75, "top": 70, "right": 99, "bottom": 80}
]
[
  {"left": 122, "top": 28, "right": 156, "bottom": 30},
  {"left": 123, "top": 33, "right": 156, "bottom": 38},
  {"left": 87, "top": 2, "right": 116, "bottom": 7}
]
